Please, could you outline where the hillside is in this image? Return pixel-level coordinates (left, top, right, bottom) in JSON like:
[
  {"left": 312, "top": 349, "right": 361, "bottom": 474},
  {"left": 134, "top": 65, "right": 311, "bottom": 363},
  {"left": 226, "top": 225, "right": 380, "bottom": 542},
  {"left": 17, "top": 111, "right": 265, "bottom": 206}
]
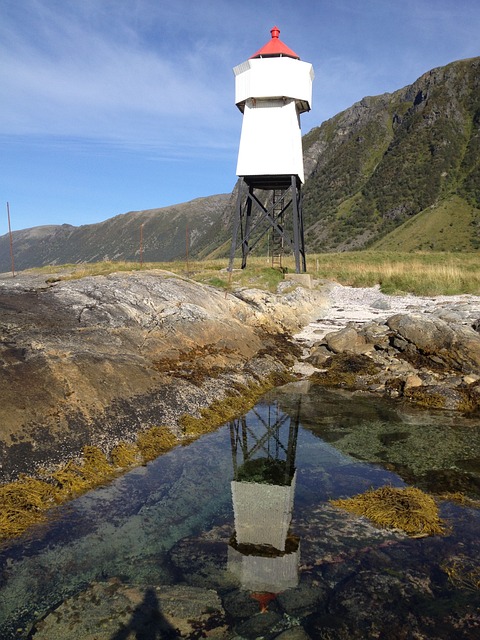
[
  {"left": 1, "top": 56, "right": 479, "bottom": 271},
  {"left": 301, "top": 56, "right": 480, "bottom": 251},
  {"left": 371, "top": 195, "right": 478, "bottom": 251},
  {"left": 0, "top": 194, "right": 229, "bottom": 272}
]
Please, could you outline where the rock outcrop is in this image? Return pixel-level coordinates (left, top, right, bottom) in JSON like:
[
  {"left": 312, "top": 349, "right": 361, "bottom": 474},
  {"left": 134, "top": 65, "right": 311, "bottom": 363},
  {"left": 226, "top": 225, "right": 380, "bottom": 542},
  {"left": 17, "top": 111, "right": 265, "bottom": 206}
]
[
  {"left": 307, "top": 311, "right": 480, "bottom": 412},
  {"left": 0, "top": 269, "right": 326, "bottom": 481}
]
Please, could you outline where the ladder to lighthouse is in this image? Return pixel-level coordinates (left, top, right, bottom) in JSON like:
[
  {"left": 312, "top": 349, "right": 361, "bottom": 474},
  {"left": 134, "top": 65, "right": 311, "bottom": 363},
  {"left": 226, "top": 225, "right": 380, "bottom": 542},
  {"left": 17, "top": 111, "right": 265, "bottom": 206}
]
[{"left": 271, "top": 189, "right": 285, "bottom": 269}]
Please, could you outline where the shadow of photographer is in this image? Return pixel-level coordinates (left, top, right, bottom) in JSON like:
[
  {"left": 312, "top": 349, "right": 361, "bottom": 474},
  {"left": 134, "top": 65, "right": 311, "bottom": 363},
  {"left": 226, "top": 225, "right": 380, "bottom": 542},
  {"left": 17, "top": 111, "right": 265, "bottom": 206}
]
[{"left": 110, "top": 587, "right": 178, "bottom": 640}]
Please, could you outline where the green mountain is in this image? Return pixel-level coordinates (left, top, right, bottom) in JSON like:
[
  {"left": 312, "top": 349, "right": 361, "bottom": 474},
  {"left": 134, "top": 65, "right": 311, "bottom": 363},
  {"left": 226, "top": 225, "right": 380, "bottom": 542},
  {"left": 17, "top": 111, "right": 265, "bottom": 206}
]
[
  {"left": 301, "top": 56, "right": 480, "bottom": 251},
  {"left": 1, "top": 56, "right": 479, "bottom": 272}
]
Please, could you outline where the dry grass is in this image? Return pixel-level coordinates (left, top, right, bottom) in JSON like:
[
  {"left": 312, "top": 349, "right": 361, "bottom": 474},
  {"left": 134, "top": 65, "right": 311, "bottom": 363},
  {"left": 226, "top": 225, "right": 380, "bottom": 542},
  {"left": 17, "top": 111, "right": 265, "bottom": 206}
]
[
  {"left": 307, "top": 251, "right": 480, "bottom": 295},
  {"left": 331, "top": 486, "right": 446, "bottom": 537},
  {"left": 32, "top": 251, "right": 480, "bottom": 296}
]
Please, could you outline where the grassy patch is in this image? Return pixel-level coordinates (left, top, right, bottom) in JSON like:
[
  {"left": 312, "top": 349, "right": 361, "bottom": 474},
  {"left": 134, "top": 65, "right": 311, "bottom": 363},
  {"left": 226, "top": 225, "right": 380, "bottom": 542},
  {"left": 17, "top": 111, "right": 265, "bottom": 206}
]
[
  {"left": 307, "top": 251, "right": 480, "bottom": 295},
  {"left": 28, "top": 250, "right": 480, "bottom": 296},
  {"left": 371, "top": 196, "right": 479, "bottom": 252}
]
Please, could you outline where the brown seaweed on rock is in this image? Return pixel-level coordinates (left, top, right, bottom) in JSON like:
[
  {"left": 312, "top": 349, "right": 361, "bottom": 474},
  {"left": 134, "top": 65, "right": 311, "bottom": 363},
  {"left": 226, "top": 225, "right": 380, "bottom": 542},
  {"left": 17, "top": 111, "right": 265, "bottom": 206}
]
[{"left": 331, "top": 486, "right": 446, "bottom": 537}]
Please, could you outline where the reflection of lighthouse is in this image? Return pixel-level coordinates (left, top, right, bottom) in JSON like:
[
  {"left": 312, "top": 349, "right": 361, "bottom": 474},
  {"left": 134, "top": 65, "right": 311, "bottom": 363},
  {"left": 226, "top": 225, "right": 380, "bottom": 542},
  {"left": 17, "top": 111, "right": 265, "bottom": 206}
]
[
  {"left": 227, "top": 403, "right": 300, "bottom": 596},
  {"left": 229, "top": 26, "right": 314, "bottom": 273}
]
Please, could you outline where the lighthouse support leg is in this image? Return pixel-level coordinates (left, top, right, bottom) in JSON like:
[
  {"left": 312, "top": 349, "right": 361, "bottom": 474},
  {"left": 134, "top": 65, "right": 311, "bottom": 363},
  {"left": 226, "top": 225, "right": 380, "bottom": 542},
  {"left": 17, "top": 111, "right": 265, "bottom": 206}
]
[
  {"left": 228, "top": 180, "right": 246, "bottom": 272},
  {"left": 291, "top": 176, "right": 306, "bottom": 274},
  {"left": 228, "top": 181, "right": 256, "bottom": 271},
  {"left": 241, "top": 185, "right": 254, "bottom": 268}
]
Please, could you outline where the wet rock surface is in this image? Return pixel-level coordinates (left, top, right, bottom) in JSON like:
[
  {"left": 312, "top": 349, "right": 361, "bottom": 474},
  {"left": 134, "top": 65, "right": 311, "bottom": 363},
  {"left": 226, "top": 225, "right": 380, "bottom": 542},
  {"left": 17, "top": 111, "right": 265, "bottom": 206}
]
[
  {"left": 0, "top": 269, "right": 325, "bottom": 481},
  {"left": 29, "top": 581, "right": 227, "bottom": 639},
  {"left": 23, "top": 500, "right": 479, "bottom": 640},
  {"left": 0, "top": 381, "right": 478, "bottom": 640}
]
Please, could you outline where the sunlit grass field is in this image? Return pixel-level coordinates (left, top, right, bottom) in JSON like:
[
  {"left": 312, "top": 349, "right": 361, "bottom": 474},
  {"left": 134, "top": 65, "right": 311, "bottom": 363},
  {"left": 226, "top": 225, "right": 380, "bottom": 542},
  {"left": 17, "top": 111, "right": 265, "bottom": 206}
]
[{"left": 33, "top": 251, "right": 480, "bottom": 296}]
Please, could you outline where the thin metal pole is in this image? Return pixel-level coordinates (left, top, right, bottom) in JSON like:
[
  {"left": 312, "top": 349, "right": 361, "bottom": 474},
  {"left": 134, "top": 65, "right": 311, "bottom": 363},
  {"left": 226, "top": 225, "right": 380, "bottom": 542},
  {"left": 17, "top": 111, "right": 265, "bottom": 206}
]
[
  {"left": 186, "top": 221, "right": 190, "bottom": 274},
  {"left": 7, "top": 202, "right": 15, "bottom": 277},
  {"left": 139, "top": 223, "right": 144, "bottom": 268},
  {"left": 228, "top": 180, "right": 245, "bottom": 272}
]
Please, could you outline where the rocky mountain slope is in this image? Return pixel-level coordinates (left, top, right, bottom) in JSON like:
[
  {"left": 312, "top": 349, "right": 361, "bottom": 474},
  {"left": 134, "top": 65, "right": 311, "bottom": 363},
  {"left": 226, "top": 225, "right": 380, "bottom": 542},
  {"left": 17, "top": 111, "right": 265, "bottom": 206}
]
[
  {"left": 1, "top": 57, "right": 479, "bottom": 271},
  {"left": 0, "top": 194, "right": 230, "bottom": 272},
  {"left": 301, "top": 56, "right": 480, "bottom": 251}
]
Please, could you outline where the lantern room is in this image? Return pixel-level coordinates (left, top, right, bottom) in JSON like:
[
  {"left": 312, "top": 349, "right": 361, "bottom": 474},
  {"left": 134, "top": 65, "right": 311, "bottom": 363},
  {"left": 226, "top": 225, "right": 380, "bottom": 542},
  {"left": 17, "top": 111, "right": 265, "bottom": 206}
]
[{"left": 234, "top": 26, "right": 314, "bottom": 184}]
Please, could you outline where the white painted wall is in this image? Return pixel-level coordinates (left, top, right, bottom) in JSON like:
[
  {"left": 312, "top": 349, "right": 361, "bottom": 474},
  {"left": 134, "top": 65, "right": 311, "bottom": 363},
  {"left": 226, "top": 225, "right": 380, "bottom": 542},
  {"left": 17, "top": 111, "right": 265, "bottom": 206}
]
[
  {"left": 234, "top": 56, "right": 314, "bottom": 181},
  {"left": 227, "top": 544, "right": 300, "bottom": 592},
  {"left": 235, "top": 98, "right": 305, "bottom": 181},
  {"left": 234, "top": 57, "right": 314, "bottom": 112},
  {"left": 231, "top": 472, "right": 296, "bottom": 551}
]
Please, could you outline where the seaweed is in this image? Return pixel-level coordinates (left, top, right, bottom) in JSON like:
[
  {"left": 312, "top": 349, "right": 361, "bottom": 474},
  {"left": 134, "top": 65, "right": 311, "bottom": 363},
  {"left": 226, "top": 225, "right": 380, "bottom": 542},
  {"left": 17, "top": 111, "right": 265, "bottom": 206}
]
[
  {"left": 110, "top": 442, "right": 141, "bottom": 468},
  {"left": 441, "top": 555, "right": 480, "bottom": 591},
  {"left": 136, "top": 427, "right": 177, "bottom": 462},
  {"left": 51, "top": 446, "right": 117, "bottom": 500},
  {"left": 0, "top": 475, "right": 57, "bottom": 539},
  {"left": 331, "top": 485, "right": 446, "bottom": 537},
  {"left": 311, "top": 353, "right": 380, "bottom": 388}
]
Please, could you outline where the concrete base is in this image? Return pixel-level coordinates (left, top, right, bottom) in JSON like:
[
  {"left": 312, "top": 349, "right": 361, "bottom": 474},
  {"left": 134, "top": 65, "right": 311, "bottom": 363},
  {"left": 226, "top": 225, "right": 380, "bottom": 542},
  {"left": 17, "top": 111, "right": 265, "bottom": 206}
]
[{"left": 284, "top": 273, "right": 312, "bottom": 288}]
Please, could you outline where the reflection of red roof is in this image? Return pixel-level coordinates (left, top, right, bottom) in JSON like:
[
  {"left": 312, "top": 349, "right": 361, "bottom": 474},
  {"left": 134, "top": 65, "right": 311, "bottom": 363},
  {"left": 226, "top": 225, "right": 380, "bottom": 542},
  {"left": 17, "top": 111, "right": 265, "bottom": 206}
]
[{"left": 250, "top": 26, "right": 300, "bottom": 60}]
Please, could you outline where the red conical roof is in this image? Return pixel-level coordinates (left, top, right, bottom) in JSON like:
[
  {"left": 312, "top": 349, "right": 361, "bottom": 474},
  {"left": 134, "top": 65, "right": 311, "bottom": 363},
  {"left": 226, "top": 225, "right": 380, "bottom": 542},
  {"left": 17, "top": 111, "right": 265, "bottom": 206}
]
[{"left": 249, "top": 26, "right": 300, "bottom": 60}]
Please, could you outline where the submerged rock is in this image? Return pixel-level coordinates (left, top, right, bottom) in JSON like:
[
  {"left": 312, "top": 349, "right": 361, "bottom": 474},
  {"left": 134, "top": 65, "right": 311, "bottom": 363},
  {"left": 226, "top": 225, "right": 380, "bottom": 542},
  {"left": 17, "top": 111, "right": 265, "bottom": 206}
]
[{"left": 29, "top": 580, "right": 227, "bottom": 639}]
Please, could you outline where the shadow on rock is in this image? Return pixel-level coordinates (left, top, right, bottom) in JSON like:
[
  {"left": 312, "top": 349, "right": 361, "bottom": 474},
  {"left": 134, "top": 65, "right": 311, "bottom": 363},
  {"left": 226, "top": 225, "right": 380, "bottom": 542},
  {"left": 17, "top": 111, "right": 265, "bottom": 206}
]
[{"left": 110, "top": 587, "right": 178, "bottom": 640}]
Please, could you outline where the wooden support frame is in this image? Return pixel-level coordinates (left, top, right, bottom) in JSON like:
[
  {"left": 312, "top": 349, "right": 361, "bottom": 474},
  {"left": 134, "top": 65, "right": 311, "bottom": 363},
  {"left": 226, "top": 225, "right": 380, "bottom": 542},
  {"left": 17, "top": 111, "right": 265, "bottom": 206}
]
[{"left": 228, "top": 176, "right": 306, "bottom": 273}]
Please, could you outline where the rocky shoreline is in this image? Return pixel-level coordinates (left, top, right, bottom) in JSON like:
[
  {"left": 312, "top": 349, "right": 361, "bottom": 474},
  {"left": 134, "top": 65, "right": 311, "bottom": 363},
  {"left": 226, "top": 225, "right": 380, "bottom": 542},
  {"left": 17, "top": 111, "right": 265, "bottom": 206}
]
[
  {"left": 2, "top": 270, "right": 480, "bottom": 483},
  {"left": 294, "top": 282, "right": 480, "bottom": 413}
]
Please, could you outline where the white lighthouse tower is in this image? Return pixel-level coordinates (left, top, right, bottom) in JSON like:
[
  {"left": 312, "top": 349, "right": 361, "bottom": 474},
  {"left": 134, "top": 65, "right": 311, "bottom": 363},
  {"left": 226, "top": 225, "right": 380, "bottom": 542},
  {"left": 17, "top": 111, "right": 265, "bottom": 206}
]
[{"left": 229, "top": 26, "right": 314, "bottom": 273}]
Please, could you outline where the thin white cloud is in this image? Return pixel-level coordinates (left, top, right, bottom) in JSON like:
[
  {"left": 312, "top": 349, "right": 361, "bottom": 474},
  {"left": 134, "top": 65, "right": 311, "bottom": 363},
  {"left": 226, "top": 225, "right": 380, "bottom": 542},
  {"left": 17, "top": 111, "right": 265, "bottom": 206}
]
[{"left": 0, "top": 0, "right": 239, "bottom": 153}]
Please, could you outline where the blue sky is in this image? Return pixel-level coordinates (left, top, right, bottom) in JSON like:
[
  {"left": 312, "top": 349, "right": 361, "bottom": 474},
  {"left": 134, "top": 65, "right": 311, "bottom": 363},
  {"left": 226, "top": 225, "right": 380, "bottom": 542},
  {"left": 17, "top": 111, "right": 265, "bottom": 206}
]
[{"left": 1, "top": 0, "right": 479, "bottom": 236}]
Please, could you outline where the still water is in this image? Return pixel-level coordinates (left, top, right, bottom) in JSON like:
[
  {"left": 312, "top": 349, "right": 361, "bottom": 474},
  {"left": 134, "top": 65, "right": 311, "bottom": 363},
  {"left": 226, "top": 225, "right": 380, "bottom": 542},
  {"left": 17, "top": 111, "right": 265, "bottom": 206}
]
[{"left": 1, "top": 382, "right": 479, "bottom": 639}]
